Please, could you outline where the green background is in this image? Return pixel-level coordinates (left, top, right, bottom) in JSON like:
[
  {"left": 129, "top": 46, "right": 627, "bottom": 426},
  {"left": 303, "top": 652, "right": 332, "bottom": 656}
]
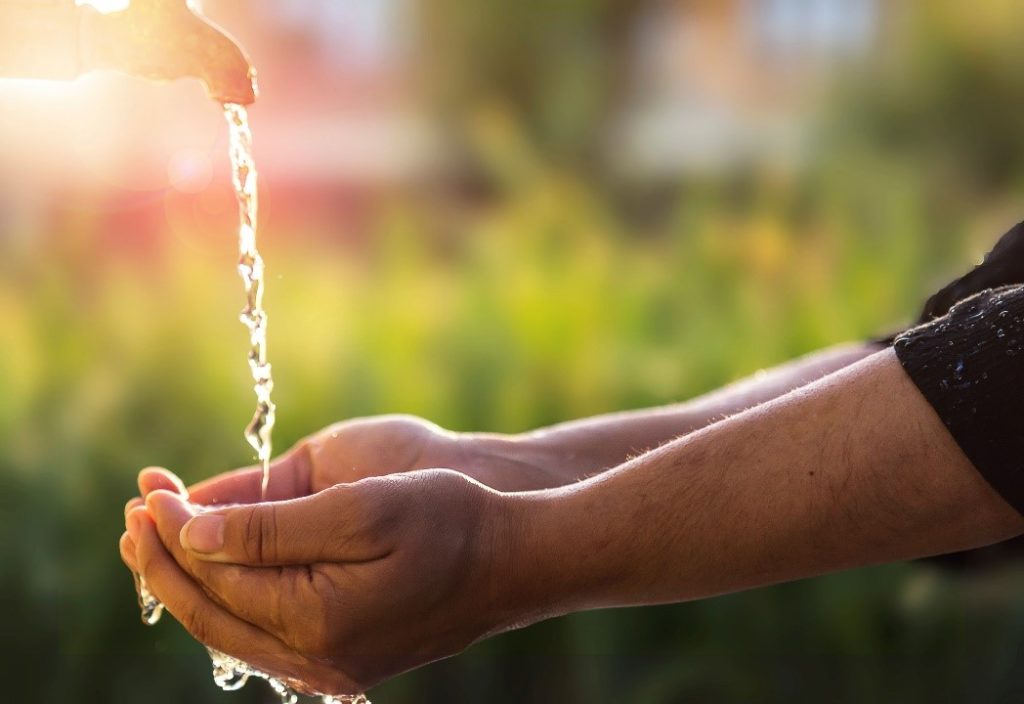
[{"left": 5, "top": 0, "right": 1024, "bottom": 701}]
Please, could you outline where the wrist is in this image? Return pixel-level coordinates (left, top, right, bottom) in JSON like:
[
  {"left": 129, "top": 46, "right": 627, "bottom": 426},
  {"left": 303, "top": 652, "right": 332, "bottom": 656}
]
[
  {"left": 457, "top": 433, "right": 570, "bottom": 491},
  {"left": 486, "top": 483, "right": 622, "bottom": 631}
]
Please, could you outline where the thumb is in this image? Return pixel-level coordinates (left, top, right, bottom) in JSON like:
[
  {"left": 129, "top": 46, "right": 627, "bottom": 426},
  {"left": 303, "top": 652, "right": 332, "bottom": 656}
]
[{"left": 179, "top": 484, "right": 385, "bottom": 566}]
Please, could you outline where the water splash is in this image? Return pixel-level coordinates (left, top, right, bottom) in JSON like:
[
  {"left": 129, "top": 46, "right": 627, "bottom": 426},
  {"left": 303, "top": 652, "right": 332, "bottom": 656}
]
[
  {"left": 140, "top": 605, "right": 368, "bottom": 704},
  {"left": 132, "top": 105, "right": 370, "bottom": 704},
  {"left": 208, "top": 648, "right": 370, "bottom": 704},
  {"left": 134, "top": 574, "right": 163, "bottom": 625}
]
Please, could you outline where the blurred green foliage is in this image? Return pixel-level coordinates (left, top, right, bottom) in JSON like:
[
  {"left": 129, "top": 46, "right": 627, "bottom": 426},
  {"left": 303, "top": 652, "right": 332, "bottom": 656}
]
[
  {"left": 5, "top": 1, "right": 1024, "bottom": 702},
  {"left": 424, "top": 0, "right": 635, "bottom": 164}
]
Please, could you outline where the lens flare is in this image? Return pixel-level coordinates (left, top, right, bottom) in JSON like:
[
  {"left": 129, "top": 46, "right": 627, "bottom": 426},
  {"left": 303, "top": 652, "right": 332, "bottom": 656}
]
[{"left": 168, "top": 148, "right": 214, "bottom": 194}]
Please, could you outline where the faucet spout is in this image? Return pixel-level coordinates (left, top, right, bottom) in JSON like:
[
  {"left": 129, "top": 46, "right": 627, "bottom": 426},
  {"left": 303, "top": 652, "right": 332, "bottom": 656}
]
[
  {"left": 0, "top": 0, "right": 256, "bottom": 105},
  {"left": 83, "top": 0, "right": 257, "bottom": 105}
]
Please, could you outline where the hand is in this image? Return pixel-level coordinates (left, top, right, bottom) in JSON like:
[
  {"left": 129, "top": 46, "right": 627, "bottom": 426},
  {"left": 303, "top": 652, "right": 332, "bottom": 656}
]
[
  {"left": 122, "top": 470, "right": 515, "bottom": 696},
  {"left": 126, "top": 416, "right": 566, "bottom": 518},
  {"left": 81, "top": 0, "right": 256, "bottom": 104}
]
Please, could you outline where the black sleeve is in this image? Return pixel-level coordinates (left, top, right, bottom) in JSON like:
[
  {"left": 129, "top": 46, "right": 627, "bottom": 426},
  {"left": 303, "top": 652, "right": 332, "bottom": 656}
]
[
  {"left": 894, "top": 285, "right": 1024, "bottom": 515},
  {"left": 873, "top": 221, "right": 1024, "bottom": 347}
]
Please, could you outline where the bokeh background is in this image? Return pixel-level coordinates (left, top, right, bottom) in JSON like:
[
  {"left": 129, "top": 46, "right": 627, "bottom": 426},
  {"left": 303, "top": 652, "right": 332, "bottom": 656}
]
[{"left": 3, "top": 0, "right": 1024, "bottom": 701}]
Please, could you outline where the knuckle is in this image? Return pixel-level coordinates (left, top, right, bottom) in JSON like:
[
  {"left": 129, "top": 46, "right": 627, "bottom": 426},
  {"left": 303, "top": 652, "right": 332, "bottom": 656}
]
[
  {"left": 260, "top": 505, "right": 280, "bottom": 564},
  {"left": 241, "top": 510, "right": 261, "bottom": 563},
  {"left": 241, "top": 506, "right": 279, "bottom": 564}
]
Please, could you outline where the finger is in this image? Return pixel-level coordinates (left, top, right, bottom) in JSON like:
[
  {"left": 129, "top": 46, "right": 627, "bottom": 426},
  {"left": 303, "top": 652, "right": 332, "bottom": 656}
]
[
  {"left": 146, "top": 490, "right": 294, "bottom": 635},
  {"left": 134, "top": 504, "right": 360, "bottom": 696},
  {"left": 138, "top": 467, "right": 188, "bottom": 498},
  {"left": 181, "top": 483, "right": 388, "bottom": 566},
  {"left": 120, "top": 531, "right": 139, "bottom": 573},
  {"left": 120, "top": 531, "right": 144, "bottom": 603},
  {"left": 125, "top": 497, "right": 144, "bottom": 518},
  {"left": 131, "top": 506, "right": 306, "bottom": 677},
  {"left": 187, "top": 448, "right": 312, "bottom": 507}
]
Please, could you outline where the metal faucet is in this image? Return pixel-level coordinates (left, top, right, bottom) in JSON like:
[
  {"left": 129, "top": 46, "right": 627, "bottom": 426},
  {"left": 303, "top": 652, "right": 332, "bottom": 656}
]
[{"left": 0, "top": 0, "right": 256, "bottom": 105}]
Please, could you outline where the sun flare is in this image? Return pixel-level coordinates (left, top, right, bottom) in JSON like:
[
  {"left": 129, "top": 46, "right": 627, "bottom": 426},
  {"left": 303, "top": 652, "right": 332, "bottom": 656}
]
[{"left": 75, "top": 0, "right": 130, "bottom": 14}]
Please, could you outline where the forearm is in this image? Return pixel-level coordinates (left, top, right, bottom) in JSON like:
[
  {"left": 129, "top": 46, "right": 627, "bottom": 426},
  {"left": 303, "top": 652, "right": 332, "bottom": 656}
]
[
  {"left": 502, "top": 342, "right": 881, "bottom": 482},
  {"left": 496, "top": 349, "right": 1024, "bottom": 626}
]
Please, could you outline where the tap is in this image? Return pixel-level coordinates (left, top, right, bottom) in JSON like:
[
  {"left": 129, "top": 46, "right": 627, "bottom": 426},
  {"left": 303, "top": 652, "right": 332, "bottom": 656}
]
[{"left": 0, "top": 0, "right": 256, "bottom": 105}]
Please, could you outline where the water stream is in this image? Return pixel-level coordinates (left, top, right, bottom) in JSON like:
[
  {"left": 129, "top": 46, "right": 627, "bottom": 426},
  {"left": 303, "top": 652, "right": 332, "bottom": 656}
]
[
  {"left": 225, "top": 102, "right": 276, "bottom": 501},
  {"left": 133, "top": 105, "right": 369, "bottom": 704}
]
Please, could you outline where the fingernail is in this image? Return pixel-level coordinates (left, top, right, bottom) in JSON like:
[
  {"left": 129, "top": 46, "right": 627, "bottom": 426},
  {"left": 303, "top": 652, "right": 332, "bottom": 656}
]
[{"left": 181, "top": 514, "right": 224, "bottom": 554}]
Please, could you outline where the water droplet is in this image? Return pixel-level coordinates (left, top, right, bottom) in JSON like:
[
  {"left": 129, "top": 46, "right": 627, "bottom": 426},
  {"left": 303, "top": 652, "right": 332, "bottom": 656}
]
[
  {"left": 135, "top": 575, "right": 164, "bottom": 625},
  {"left": 997, "top": 329, "right": 1006, "bottom": 338}
]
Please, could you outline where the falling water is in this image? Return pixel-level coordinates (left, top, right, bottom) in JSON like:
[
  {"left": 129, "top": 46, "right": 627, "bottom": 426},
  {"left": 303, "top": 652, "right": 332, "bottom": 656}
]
[
  {"left": 225, "top": 102, "right": 276, "bottom": 501},
  {"left": 133, "top": 105, "right": 369, "bottom": 704}
]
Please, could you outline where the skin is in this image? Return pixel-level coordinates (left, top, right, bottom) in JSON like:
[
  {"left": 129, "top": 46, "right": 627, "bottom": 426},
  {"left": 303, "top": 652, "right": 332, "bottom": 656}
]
[
  {"left": 122, "top": 341, "right": 880, "bottom": 509},
  {"left": 119, "top": 345, "right": 1024, "bottom": 697}
]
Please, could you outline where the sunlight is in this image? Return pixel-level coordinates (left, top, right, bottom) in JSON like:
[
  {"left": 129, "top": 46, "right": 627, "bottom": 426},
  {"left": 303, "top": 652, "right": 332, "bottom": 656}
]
[{"left": 76, "top": 0, "right": 130, "bottom": 14}]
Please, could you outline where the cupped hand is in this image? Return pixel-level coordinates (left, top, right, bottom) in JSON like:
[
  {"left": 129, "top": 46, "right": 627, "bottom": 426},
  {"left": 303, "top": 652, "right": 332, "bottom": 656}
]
[
  {"left": 124, "top": 469, "right": 515, "bottom": 696},
  {"left": 125, "top": 415, "right": 564, "bottom": 518}
]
